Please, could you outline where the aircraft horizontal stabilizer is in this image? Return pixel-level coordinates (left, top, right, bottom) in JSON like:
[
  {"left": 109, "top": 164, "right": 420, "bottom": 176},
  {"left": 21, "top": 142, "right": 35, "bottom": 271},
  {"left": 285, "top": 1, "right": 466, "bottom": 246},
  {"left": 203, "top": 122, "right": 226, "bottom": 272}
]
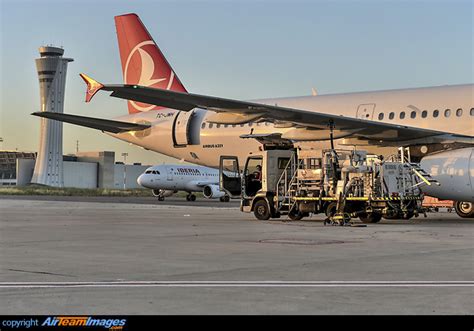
[{"left": 31, "top": 112, "right": 151, "bottom": 134}]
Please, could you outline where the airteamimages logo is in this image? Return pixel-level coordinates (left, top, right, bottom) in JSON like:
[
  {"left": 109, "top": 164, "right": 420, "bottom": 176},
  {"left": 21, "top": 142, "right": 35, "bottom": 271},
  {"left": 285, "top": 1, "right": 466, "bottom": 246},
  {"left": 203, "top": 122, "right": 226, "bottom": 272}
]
[{"left": 41, "top": 316, "right": 126, "bottom": 329}]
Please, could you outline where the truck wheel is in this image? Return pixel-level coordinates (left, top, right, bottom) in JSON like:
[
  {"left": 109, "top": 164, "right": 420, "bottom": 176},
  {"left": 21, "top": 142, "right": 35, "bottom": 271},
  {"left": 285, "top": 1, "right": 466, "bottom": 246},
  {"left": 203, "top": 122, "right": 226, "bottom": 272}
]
[
  {"left": 325, "top": 202, "right": 337, "bottom": 217},
  {"left": 254, "top": 200, "right": 271, "bottom": 221},
  {"left": 359, "top": 213, "right": 382, "bottom": 223},
  {"left": 454, "top": 201, "right": 474, "bottom": 218},
  {"left": 288, "top": 211, "right": 304, "bottom": 221},
  {"left": 224, "top": 195, "right": 230, "bottom": 202}
]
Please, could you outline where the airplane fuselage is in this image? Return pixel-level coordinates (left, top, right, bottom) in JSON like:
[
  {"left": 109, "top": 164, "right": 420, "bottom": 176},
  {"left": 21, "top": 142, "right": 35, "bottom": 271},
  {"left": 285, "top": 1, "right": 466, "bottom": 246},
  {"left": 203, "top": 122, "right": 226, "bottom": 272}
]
[
  {"left": 137, "top": 164, "right": 219, "bottom": 191},
  {"left": 111, "top": 84, "right": 474, "bottom": 168}
]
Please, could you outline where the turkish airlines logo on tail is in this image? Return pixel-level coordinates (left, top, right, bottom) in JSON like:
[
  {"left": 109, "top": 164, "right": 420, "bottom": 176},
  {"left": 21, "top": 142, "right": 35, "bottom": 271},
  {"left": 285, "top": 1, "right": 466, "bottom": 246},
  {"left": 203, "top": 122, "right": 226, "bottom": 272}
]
[{"left": 124, "top": 40, "right": 175, "bottom": 112}]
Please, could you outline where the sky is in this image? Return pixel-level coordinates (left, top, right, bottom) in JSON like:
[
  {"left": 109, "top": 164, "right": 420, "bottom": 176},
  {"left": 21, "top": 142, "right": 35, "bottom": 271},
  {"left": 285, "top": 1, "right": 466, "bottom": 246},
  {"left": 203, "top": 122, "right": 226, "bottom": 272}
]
[{"left": 1, "top": 0, "right": 472, "bottom": 165}]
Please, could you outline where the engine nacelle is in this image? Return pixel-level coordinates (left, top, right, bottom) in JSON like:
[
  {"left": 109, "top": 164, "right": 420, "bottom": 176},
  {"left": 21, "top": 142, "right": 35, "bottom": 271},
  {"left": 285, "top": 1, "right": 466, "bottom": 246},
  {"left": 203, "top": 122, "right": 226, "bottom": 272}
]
[
  {"left": 152, "top": 189, "right": 175, "bottom": 198},
  {"left": 420, "top": 147, "right": 473, "bottom": 202},
  {"left": 203, "top": 184, "right": 226, "bottom": 199}
]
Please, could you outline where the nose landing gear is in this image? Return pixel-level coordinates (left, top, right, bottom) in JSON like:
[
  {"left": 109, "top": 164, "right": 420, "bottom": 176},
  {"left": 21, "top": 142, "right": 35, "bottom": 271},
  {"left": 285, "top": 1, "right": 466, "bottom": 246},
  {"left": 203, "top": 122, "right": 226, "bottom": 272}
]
[
  {"left": 186, "top": 193, "right": 196, "bottom": 201},
  {"left": 219, "top": 195, "right": 230, "bottom": 202}
]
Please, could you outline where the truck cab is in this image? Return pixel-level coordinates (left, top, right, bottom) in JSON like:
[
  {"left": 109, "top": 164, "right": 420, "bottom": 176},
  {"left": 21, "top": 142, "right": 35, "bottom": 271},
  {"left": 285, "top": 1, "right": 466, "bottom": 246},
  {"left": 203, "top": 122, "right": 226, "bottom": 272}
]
[{"left": 220, "top": 149, "right": 294, "bottom": 220}]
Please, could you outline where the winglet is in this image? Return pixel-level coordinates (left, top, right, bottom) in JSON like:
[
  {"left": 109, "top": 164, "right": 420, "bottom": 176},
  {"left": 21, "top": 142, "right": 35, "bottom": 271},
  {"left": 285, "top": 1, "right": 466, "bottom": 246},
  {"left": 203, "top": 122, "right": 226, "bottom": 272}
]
[{"left": 79, "top": 73, "right": 104, "bottom": 102}]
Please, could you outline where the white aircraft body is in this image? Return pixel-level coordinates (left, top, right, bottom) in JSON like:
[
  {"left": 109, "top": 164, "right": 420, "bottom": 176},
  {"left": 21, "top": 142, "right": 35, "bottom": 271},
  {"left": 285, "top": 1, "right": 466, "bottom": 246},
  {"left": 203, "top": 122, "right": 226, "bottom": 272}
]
[
  {"left": 33, "top": 13, "right": 474, "bottom": 217},
  {"left": 137, "top": 164, "right": 229, "bottom": 201}
]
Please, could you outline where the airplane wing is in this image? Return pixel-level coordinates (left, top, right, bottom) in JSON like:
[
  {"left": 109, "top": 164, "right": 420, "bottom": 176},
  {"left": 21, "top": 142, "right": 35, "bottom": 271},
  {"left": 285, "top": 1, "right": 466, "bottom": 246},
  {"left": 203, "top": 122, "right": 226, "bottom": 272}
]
[
  {"left": 191, "top": 181, "right": 219, "bottom": 187},
  {"left": 31, "top": 112, "right": 151, "bottom": 134},
  {"left": 194, "top": 181, "right": 218, "bottom": 187},
  {"left": 80, "top": 74, "right": 473, "bottom": 143}
]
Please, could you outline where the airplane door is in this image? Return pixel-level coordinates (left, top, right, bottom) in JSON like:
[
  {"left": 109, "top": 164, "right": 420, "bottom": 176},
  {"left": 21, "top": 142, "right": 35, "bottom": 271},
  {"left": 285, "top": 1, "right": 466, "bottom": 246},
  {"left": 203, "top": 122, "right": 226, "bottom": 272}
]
[
  {"left": 167, "top": 166, "right": 173, "bottom": 181},
  {"left": 220, "top": 156, "right": 241, "bottom": 197},
  {"left": 356, "top": 103, "right": 376, "bottom": 120},
  {"left": 172, "top": 110, "right": 195, "bottom": 147}
]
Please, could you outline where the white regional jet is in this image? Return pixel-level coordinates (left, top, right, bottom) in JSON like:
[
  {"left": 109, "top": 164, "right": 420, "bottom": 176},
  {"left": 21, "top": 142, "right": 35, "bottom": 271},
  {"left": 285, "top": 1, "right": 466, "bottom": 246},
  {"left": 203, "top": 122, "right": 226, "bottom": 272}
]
[
  {"left": 137, "top": 164, "right": 230, "bottom": 202},
  {"left": 33, "top": 13, "right": 474, "bottom": 217}
]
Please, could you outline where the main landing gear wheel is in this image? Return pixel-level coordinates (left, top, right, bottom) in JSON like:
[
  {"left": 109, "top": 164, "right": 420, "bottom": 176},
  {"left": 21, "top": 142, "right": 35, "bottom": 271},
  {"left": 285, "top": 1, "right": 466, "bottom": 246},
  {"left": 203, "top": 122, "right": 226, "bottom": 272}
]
[
  {"left": 254, "top": 200, "right": 271, "bottom": 221},
  {"left": 158, "top": 196, "right": 165, "bottom": 201},
  {"left": 454, "top": 201, "right": 474, "bottom": 218},
  {"left": 186, "top": 194, "right": 196, "bottom": 202}
]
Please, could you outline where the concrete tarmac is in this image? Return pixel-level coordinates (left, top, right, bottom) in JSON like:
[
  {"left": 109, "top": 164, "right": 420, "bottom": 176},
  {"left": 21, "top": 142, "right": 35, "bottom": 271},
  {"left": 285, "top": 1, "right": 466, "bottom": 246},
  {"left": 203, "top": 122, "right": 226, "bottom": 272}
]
[{"left": 0, "top": 197, "right": 472, "bottom": 314}]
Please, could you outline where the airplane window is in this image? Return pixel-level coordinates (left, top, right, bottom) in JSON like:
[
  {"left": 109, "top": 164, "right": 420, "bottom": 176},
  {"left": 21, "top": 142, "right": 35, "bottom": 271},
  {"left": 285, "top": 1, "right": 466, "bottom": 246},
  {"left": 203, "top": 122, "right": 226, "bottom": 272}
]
[
  {"left": 378, "top": 113, "right": 384, "bottom": 120},
  {"left": 156, "top": 171, "right": 160, "bottom": 175},
  {"left": 471, "top": 108, "right": 474, "bottom": 116},
  {"left": 421, "top": 110, "right": 427, "bottom": 118},
  {"left": 145, "top": 170, "right": 151, "bottom": 174},
  {"left": 433, "top": 110, "right": 439, "bottom": 118},
  {"left": 209, "top": 123, "right": 214, "bottom": 128},
  {"left": 444, "top": 109, "right": 451, "bottom": 117},
  {"left": 410, "top": 111, "right": 416, "bottom": 119},
  {"left": 400, "top": 112, "right": 405, "bottom": 119},
  {"left": 389, "top": 112, "right": 394, "bottom": 120},
  {"left": 201, "top": 122, "right": 206, "bottom": 129},
  {"left": 456, "top": 108, "right": 463, "bottom": 117}
]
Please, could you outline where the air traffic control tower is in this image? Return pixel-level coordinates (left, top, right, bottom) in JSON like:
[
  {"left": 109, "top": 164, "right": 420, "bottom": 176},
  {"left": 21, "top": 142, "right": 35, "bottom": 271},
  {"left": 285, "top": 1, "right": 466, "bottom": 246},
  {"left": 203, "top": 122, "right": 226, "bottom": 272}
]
[{"left": 31, "top": 46, "right": 73, "bottom": 187}]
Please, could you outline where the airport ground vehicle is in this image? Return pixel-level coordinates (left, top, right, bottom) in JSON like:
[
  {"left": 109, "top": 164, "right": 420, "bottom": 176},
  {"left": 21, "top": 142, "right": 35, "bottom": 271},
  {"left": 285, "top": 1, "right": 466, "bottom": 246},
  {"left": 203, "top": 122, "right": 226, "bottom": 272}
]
[
  {"left": 421, "top": 197, "right": 474, "bottom": 218},
  {"left": 220, "top": 145, "right": 434, "bottom": 224},
  {"left": 422, "top": 196, "right": 454, "bottom": 213}
]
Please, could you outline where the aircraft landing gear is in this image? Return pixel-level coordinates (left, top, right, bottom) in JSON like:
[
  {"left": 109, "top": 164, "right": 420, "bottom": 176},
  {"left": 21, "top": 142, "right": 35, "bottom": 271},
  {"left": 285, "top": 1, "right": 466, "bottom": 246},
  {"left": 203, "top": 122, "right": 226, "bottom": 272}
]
[
  {"left": 454, "top": 201, "right": 474, "bottom": 218},
  {"left": 220, "top": 195, "right": 230, "bottom": 202},
  {"left": 186, "top": 193, "right": 196, "bottom": 202},
  {"left": 157, "top": 196, "right": 165, "bottom": 201}
]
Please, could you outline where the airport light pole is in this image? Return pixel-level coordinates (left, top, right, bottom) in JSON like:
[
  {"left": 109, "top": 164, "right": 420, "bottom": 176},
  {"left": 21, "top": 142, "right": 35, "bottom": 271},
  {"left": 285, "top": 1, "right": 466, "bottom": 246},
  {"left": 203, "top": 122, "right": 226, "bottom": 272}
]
[{"left": 121, "top": 152, "right": 128, "bottom": 190}]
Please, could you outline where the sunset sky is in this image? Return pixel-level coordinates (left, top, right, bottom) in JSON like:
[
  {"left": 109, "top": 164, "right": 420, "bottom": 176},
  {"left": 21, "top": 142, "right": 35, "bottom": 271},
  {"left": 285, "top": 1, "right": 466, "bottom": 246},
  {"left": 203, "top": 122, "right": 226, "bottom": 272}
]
[{"left": 1, "top": 0, "right": 472, "bottom": 165}]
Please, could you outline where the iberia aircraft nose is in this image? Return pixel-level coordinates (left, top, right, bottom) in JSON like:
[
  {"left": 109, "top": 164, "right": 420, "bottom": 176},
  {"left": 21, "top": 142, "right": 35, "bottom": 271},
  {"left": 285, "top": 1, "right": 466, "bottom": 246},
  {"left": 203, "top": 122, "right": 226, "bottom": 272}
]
[{"left": 137, "top": 174, "right": 148, "bottom": 188}]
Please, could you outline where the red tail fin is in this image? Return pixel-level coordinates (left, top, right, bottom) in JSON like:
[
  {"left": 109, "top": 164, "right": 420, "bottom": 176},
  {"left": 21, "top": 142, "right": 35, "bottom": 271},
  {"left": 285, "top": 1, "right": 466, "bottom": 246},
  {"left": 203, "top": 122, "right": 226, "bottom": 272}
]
[{"left": 114, "top": 13, "right": 187, "bottom": 114}]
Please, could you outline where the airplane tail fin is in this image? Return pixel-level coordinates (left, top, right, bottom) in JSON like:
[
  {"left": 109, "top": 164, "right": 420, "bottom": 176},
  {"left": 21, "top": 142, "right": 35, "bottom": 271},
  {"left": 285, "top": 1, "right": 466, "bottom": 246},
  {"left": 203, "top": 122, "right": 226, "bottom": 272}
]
[{"left": 114, "top": 13, "right": 187, "bottom": 114}]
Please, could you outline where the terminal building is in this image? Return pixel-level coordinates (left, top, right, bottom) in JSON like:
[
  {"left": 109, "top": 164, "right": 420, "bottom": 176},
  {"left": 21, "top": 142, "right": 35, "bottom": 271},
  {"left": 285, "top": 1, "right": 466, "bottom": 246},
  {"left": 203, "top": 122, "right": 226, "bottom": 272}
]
[{"left": 0, "top": 150, "right": 149, "bottom": 189}]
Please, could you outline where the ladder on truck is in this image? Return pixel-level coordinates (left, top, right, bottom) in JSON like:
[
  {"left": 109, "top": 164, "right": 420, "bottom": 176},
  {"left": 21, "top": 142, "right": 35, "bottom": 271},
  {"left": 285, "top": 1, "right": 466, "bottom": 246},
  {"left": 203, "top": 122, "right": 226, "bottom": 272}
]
[
  {"left": 398, "top": 147, "right": 440, "bottom": 189},
  {"left": 275, "top": 153, "right": 304, "bottom": 214}
]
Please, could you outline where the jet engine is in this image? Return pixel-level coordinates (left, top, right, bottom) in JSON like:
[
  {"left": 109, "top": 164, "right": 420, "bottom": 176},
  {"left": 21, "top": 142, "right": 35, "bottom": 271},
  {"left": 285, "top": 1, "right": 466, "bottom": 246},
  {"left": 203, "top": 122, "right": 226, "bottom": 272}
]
[
  {"left": 420, "top": 147, "right": 473, "bottom": 203},
  {"left": 203, "top": 184, "right": 226, "bottom": 199},
  {"left": 152, "top": 189, "right": 175, "bottom": 198}
]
